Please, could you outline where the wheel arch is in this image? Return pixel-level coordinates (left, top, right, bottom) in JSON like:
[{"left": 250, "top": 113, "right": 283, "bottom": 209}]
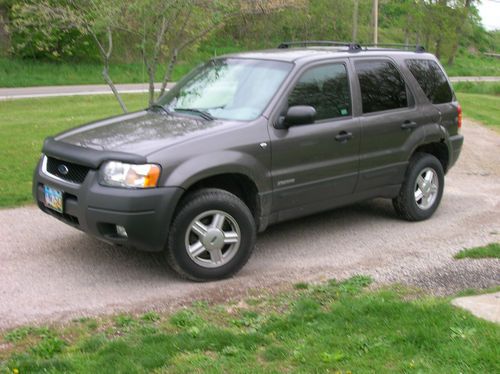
[
  {"left": 181, "top": 172, "right": 261, "bottom": 220},
  {"left": 411, "top": 141, "right": 450, "bottom": 173}
]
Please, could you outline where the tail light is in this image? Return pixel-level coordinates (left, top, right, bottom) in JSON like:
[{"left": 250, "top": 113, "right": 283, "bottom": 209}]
[{"left": 457, "top": 103, "right": 462, "bottom": 130}]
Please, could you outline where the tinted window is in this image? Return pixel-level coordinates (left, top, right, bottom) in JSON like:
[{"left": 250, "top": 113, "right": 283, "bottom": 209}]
[
  {"left": 288, "top": 64, "right": 351, "bottom": 121},
  {"left": 355, "top": 60, "right": 408, "bottom": 113},
  {"left": 406, "top": 59, "right": 453, "bottom": 104}
]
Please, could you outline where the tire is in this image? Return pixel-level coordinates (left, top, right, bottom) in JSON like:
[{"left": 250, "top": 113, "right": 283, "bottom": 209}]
[
  {"left": 166, "top": 188, "right": 256, "bottom": 281},
  {"left": 393, "top": 152, "right": 444, "bottom": 221}
]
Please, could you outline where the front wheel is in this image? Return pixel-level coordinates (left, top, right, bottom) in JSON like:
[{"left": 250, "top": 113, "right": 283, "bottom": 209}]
[
  {"left": 393, "top": 153, "right": 445, "bottom": 221},
  {"left": 166, "top": 188, "right": 256, "bottom": 281}
]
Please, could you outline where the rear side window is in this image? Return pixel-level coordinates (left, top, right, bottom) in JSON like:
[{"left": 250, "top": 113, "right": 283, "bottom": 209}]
[
  {"left": 288, "top": 63, "right": 351, "bottom": 121},
  {"left": 355, "top": 60, "right": 408, "bottom": 114},
  {"left": 406, "top": 59, "right": 453, "bottom": 104}
]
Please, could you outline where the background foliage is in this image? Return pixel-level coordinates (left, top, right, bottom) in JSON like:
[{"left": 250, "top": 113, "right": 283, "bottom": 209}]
[{"left": 1, "top": 0, "right": 498, "bottom": 64}]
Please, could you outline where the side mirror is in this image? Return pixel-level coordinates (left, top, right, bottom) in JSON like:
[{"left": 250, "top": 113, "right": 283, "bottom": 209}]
[{"left": 276, "top": 105, "right": 316, "bottom": 129}]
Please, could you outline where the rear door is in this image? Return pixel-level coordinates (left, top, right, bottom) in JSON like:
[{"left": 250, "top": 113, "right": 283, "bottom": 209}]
[
  {"left": 352, "top": 58, "right": 422, "bottom": 191},
  {"left": 269, "top": 60, "right": 360, "bottom": 214}
]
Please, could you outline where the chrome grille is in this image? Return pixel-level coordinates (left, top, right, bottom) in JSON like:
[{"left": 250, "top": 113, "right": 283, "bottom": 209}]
[{"left": 45, "top": 156, "right": 90, "bottom": 184}]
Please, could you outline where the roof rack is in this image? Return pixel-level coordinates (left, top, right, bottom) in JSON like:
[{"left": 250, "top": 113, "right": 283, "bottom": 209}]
[
  {"left": 277, "top": 41, "right": 425, "bottom": 53},
  {"left": 362, "top": 43, "right": 426, "bottom": 53},
  {"left": 277, "top": 41, "right": 362, "bottom": 52}
]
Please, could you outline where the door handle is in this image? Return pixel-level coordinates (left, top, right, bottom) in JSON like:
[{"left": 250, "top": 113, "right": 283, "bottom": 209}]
[
  {"left": 335, "top": 131, "right": 353, "bottom": 142},
  {"left": 401, "top": 121, "right": 418, "bottom": 130}
]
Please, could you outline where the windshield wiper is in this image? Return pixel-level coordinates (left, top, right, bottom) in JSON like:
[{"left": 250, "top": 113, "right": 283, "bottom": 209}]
[
  {"left": 174, "top": 108, "right": 214, "bottom": 121},
  {"left": 149, "top": 103, "right": 172, "bottom": 115}
]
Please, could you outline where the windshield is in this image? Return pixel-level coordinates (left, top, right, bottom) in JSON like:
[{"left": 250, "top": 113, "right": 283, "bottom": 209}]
[{"left": 157, "top": 58, "right": 292, "bottom": 121}]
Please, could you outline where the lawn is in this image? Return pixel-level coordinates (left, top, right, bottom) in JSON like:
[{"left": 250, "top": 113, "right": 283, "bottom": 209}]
[
  {"left": 0, "top": 94, "right": 148, "bottom": 207},
  {"left": 0, "top": 44, "right": 244, "bottom": 88},
  {"left": 444, "top": 53, "right": 500, "bottom": 77},
  {"left": 1, "top": 52, "right": 499, "bottom": 88},
  {"left": 1, "top": 276, "right": 498, "bottom": 373},
  {"left": 456, "top": 93, "right": 500, "bottom": 128},
  {"left": 0, "top": 58, "right": 195, "bottom": 88},
  {"left": 453, "top": 81, "right": 500, "bottom": 96},
  {"left": 455, "top": 243, "right": 500, "bottom": 259},
  {"left": 453, "top": 82, "right": 500, "bottom": 128}
]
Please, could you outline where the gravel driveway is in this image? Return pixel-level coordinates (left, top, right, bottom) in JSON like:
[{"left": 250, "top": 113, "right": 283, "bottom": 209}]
[{"left": 1, "top": 120, "right": 499, "bottom": 330}]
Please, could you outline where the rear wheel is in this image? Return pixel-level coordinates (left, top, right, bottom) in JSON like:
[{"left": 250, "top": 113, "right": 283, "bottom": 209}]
[
  {"left": 166, "top": 188, "right": 256, "bottom": 281},
  {"left": 393, "top": 153, "right": 444, "bottom": 221}
]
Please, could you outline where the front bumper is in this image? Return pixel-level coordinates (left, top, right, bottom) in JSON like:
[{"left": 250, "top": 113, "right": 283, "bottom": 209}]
[{"left": 33, "top": 156, "right": 184, "bottom": 252}]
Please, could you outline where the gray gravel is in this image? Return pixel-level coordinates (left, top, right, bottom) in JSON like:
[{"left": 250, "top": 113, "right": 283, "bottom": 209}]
[{"left": 0, "top": 120, "right": 499, "bottom": 330}]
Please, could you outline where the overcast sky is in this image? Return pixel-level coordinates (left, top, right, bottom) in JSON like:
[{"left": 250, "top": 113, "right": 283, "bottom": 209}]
[{"left": 478, "top": 0, "right": 500, "bottom": 30}]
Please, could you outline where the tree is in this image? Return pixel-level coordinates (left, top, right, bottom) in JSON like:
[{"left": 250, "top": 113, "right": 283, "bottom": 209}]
[
  {"left": 352, "top": 0, "right": 359, "bottom": 42},
  {"left": 10, "top": 0, "right": 129, "bottom": 111},
  {"left": 128, "top": 0, "right": 239, "bottom": 106},
  {"left": 11, "top": 0, "right": 304, "bottom": 110},
  {"left": 447, "top": 0, "right": 474, "bottom": 65}
]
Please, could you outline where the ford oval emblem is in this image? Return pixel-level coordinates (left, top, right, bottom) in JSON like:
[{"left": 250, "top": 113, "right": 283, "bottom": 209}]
[{"left": 58, "top": 164, "right": 69, "bottom": 175}]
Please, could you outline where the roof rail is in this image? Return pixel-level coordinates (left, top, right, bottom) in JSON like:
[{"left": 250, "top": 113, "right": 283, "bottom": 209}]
[
  {"left": 361, "top": 43, "right": 426, "bottom": 53},
  {"left": 277, "top": 41, "right": 362, "bottom": 52},
  {"left": 277, "top": 41, "right": 425, "bottom": 53}
]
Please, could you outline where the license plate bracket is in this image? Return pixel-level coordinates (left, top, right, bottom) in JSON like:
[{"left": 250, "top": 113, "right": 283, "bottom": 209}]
[{"left": 43, "top": 185, "right": 63, "bottom": 213}]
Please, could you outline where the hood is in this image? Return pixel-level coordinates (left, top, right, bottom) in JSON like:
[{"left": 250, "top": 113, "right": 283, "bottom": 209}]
[{"left": 56, "top": 110, "right": 225, "bottom": 156}]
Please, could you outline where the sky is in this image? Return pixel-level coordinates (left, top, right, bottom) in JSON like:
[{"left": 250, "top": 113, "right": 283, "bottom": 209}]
[{"left": 478, "top": 0, "right": 500, "bottom": 30}]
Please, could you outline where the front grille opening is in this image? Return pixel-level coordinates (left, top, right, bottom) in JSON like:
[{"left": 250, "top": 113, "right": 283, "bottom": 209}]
[{"left": 46, "top": 157, "right": 90, "bottom": 184}]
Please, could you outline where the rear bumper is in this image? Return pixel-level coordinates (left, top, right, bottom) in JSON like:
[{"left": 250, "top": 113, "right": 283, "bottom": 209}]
[
  {"left": 33, "top": 157, "right": 184, "bottom": 252},
  {"left": 448, "top": 133, "right": 464, "bottom": 169}
]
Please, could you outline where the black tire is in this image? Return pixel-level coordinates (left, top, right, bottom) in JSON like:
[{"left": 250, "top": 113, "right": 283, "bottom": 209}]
[
  {"left": 393, "top": 152, "right": 444, "bottom": 221},
  {"left": 166, "top": 188, "right": 256, "bottom": 281}
]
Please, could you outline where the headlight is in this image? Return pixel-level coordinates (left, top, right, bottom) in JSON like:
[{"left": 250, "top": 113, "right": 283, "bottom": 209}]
[{"left": 99, "top": 161, "right": 161, "bottom": 188}]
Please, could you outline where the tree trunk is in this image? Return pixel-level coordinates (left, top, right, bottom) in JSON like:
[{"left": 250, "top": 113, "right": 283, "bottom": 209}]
[
  {"left": 91, "top": 28, "right": 128, "bottom": 113},
  {"left": 372, "top": 0, "right": 378, "bottom": 45},
  {"left": 159, "top": 49, "right": 178, "bottom": 97},
  {"left": 102, "top": 67, "right": 127, "bottom": 113},
  {"left": 352, "top": 0, "right": 359, "bottom": 42}
]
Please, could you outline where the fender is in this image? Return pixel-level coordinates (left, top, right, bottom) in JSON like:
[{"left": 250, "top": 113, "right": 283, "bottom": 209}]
[
  {"left": 402, "top": 122, "right": 448, "bottom": 162},
  {"left": 162, "top": 150, "right": 272, "bottom": 193}
]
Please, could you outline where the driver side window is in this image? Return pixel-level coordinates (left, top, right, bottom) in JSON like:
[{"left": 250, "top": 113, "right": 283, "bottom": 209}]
[{"left": 288, "top": 63, "right": 351, "bottom": 121}]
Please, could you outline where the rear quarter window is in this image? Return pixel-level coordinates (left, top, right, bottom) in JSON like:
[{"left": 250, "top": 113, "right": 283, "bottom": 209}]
[{"left": 405, "top": 59, "right": 453, "bottom": 104}]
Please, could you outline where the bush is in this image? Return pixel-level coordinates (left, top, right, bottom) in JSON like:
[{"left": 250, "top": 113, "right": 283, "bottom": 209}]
[{"left": 9, "top": 1, "right": 98, "bottom": 61}]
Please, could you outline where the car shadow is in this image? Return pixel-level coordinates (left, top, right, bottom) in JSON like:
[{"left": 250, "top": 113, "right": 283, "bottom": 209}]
[{"left": 55, "top": 198, "right": 397, "bottom": 282}]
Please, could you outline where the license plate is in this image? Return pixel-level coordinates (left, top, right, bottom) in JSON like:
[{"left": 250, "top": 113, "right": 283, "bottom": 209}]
[{"left": 44, "top": 185, "right": 63, "bottom": 213}]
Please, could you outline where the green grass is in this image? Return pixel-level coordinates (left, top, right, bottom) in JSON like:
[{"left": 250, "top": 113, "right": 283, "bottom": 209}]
[
  {"left": 0, "top": 58, "right": 192, "bottom": 87},
  {"left": 444, "top": 53, "right": 500, "bottom": 77},
  {"left": 453, "top": 82, "right": 500, "bottom": 128},
  {"left": 0, "top": 94, "right": 148, "bottom": 207},
  {"left": 453, "top": 82, "right": 500, "bottom": 96},
  {"left": 0, "top": 44, "right": 246, "bottom": 88},
  {"left": 456, "top": 92, "right": 500, "bottom": 128},
  {"left": 455, "top": 243, "right": 500, "bottom": 260},
  {"left": 1, "top": 50, "right": 498, "bottom": 88},
  {"left": 1, "top": 276, "right": 498, "bottom": 373}
]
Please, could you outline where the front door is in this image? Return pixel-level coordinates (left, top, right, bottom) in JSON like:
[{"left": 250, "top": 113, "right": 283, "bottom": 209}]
[{"left": 269, "top": 61, "right": 360, "bottom": 215}]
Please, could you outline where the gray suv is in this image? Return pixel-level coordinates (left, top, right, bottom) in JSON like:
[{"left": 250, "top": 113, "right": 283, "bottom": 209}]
[{"left": 33, "top": 42, "right": 464, "bottom": 281}]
